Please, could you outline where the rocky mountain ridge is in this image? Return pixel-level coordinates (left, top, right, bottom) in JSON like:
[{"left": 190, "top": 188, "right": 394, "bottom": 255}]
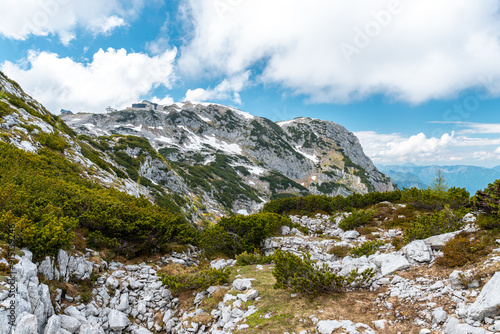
[{"left": 59, "top": 103, "right": 396, "bottom": 218}]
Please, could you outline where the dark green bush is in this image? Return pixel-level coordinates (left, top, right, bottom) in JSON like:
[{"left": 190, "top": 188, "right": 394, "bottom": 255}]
[
  {"left": 472, "top": 179, "right": 500, "bottom": 215},
  {"left": 0, "top": 101, "right": 14, "bottom": 117},
  {"left": 338, "top": 209, "right": 375, "bottom": 231},
  {"left": 0, "top": 209, "right": 76, "bottom": 259},
  {"left": 327, "top": 245, "right": 351, "bottom": 258},
  {"left": 272, "top": 250, "right": 375, "bottom": 297},
  {"left": 37, "top": 132, "right": 69, "bottom": 151},
  {"left": 404, "top": 208, "right": 465, "bottom": 242},
  {"left": 349, "top": 240, "right": 385, "bottom": 258},
  {"left": 0, "top": 142, "right": 196, "bottom": 259},
  {"left": 263, "top": 191, "right": 402, "bottom": 216},
  {"left": 273, "top": 250, "right": 344, "bottom": 297},
  {"left": 476, "top": 214, "right": 500, "bottom": 230},
  {"left": 199, "top": 213, "right": 290, "bottom": 257},
  {"left": 159, "top": 268, "right": 230, "bottom": 292},
  {"left": 402, "top": 187, "right": 469, "bottom": 211}
]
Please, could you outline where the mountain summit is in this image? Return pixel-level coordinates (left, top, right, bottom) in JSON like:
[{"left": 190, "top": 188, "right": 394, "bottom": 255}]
[{"left": 60, "top": 102, "right": 396, "bottom": 217}]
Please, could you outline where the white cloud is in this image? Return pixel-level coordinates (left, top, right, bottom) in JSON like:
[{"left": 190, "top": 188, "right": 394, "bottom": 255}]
[
  {"left": 184, "top": 71, "right": 250, "bottom": 104},
  {"left": 151, "top": 95, "right": 175, "bottom": 106},
  {"left": 0, "top": 0, "right": 145, "bottom": 45},
  {"left": 1, "top": 47, "right": 177, "bottom": 113},
  {"left": 179, "top": 0, "right": 500, "bottom": 104},
  {"left": 356, "top": 130, "right": 500, "bottom": 165},
  {"left": 355, "top": 131, "right": 454, "bottom": 163},
  {"left": 473, "top": 151, "right": 500, "bottom": 161}
]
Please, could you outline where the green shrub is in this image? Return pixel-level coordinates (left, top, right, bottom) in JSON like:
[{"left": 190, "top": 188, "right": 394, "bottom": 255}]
[
  {"left": 435, "top": 233, "right": 488, "bottom": 267},
  {"left": 338, "top": 209, "right": 375, "bottom": 231},
  {"left": 327, "top": 245, "right": 350, "bottom": 258},
  {"left": 272, "top": 250, "right": 374, "bottom": 297},
  {"left": 263, "top": 191, "right": 402, "bottom": 216},
  {"left": 401, "top": 187, "right": 469, "bottom": 211},
  {"left": 349, "top": 240, "right": 385, "bottom": 258},
  {"left": 199, "top": 213, "right": 289, "bottom": 257},
  {"left": 235, "top": 251, "right": 274, "bottom": 266},
  {"left": 86, "top": 230, "right": 119, "bottom": 250},
  {"left": 0, "top": 101, "right": 14, "bottom": 117},
  {"left": 0, "top": 142, "right": 196, "bottom": 259},
  {"left": 159, "top": 267, "right": 231, "bottom": 292},
  {"left": 404, "top": 208, "right": 465, "bottom": 242},
  {"left": 476, "top": 214, "right": 500, "bottom": 230},
  {"left": 472, "top": 180, "right": 500, "bottom": 215},
  {"left": 37, "top": 133, "right": 69, "bottom": 151},
  {"left": 0, "top": 210, "right": 77, "bottom": 259},
  {"left": 273, "top": 250, "right": 344, "bottom": 297}
]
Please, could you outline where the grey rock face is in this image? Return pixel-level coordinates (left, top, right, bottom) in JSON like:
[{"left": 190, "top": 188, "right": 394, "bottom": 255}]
[{"left": 59, "top": 315, "right": 81, "bottom": 333}]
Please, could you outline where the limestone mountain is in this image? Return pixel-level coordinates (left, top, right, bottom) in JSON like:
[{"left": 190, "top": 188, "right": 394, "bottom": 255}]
[
  {"left": 61, "top": 103, "right": 396, "bottom": 215},
  {"left": 0, "top": 72, "right": 396, "bottom": 221}
]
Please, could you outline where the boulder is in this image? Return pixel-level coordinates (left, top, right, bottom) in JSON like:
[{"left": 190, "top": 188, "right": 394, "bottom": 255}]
[
  {"left": 57, "top": 250, "right": 69, "bottom": 281},
  {"left": 108, "top": 309, "right": 129, "bottom": 331},
  {"left": 79, "top": 322, "right": 105, "bottom": 334},
  {"left": 423, "top": 231, "right": 461, "bottom": 250},
  {"left": 43, "top": 315, "right": 61, "bottom": 334},
  {"left": 38, "top": 257, "right": 54, "bottom": 281},
  {"left": 467, "top": 272, "right": 500, "bottom": 321},
  {"left": 232, "top": 279, "right": 253, "bottom": 291},
  {"left": 59, "top": 315, "right": 81, "bottom": 333},
  {"left": 402, "top": 240, "right": 433, "bottom": 263},
  {"left": 342, "top": 231, "right": 360, "bottom": 240},
  {"left": 372, "top": 253, "right": 410, "bottom": 276}
]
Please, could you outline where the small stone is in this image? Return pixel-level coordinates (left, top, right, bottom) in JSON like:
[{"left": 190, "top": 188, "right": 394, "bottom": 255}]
[
  {"left": 372, "top": 319, "right": 388, "bottom": 330},
  {"left": 432, "top": 307, "right": 448, "bottom": 325}
]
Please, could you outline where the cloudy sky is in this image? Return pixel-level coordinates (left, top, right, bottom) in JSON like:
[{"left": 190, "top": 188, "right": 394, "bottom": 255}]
[{"left": 1, "top": 0, "right": 500, "bottom": 167}]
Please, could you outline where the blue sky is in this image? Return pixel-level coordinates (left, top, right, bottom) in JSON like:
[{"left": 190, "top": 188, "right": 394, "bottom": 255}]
[{"left": 1, "top": 0, "right": 500, "bottom": 167}]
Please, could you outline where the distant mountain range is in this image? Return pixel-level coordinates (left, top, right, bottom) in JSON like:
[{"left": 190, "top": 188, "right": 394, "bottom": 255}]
[{"left": 377, "top": 164, "right": 500, "bottom": 195}]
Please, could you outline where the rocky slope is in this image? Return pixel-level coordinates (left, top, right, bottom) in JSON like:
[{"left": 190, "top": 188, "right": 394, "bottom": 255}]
[{"left": 1, "top": 206, "right": 499, "bottom": 334}]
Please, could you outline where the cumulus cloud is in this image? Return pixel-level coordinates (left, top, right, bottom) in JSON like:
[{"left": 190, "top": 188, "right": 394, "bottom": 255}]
[
  {"left": 0, "top": 0, "right": 146, "bottom": 45},
  {"left": 184, "top": 71, "right": 250, "bottom": 104},
  {"left": 356, "top": 131, "right": 454, "bottom": 163},
  {"left": 356, "top": 129, "right": 500, "bottom": 165},
  {"left": 1, "top": 47, "right": 177, "bottom": 113},
  {"left": 179, "top": 0, "right": 500, "bottom": 104}
]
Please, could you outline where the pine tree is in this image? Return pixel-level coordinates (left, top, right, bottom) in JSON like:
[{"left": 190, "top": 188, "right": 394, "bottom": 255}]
[{"left": 430, "top": 169, "right": 448, "bottom": 192}]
